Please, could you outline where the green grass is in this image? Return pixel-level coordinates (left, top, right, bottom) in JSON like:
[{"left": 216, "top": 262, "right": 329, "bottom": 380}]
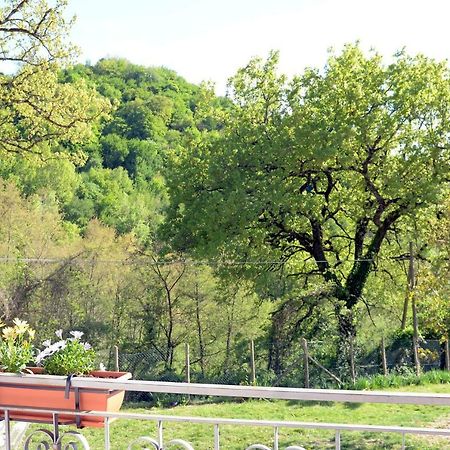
[
  {"left": 350, "top": 370, "right": 450, "bottom": 390},
  {"left": 26, "top": 383, "right": 450, "bottom": 449}
]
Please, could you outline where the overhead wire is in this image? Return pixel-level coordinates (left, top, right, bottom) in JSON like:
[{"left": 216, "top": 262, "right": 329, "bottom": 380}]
[{"left": 0, "top": 255, "right": 411, "bottom": 265}]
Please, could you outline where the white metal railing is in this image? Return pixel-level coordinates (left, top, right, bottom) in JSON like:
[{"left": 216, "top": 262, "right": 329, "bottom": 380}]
[{"left": 2, "top": 374, "right": 450, "bottom": 449}]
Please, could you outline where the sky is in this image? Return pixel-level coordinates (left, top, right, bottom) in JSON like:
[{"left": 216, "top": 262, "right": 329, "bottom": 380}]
[{"left": 67, "top": 0, "right": 450, "bottom": 93}]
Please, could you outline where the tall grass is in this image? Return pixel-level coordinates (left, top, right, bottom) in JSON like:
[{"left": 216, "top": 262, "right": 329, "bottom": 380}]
[{"left": 349, "top": 370, "right": 450, "bottom": 390}]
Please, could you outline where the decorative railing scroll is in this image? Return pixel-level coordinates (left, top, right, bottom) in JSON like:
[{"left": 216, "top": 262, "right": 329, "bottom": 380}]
[{"left": 23, "top": 429, "right": 90, "bottom": 450}]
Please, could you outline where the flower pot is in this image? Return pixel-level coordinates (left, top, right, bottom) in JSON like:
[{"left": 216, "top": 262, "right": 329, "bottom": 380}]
[{"left": 0, "top": 368, "right": 132, "bottom": 428}]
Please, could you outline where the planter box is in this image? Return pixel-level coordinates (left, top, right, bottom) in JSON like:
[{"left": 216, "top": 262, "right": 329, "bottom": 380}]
[{"left": 0, "top": 368, "right": 132, "bottom": 428}]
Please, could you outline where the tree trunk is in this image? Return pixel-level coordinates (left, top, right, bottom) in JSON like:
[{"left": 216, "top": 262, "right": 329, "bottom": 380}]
[
  {"left": 400, "top": 292, "right": 409, "bottom": 330},
  {"left": 337, "top": 308, "right": 356, "bottom": 340},
  {"left": 194, "top": 282, "right": 206, "bottom": 377},
  {"left": 267, "top": 317, "right": 285, "bottom": 375},
  {"left": 335, "top": 297, "right": 358, "bottom": 380}
]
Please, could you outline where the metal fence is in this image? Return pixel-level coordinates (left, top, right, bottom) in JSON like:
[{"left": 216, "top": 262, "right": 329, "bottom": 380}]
[
  {"left": 3, "top": 374, "right": 450, "bottom": 449},
  {"left": 107, "top": 337, "right": 448, "bottom": 395}
]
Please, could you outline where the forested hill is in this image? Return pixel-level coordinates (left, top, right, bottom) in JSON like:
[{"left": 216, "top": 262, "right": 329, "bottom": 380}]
[
  {"left": 0, "top": 58, "right": 220, "bottom": 243},
  {"left": 0, "top": 56, "right": 264, "bottom": 376},
  {"left": 1, "top": 41, "right": 449, "bottom": 384}
]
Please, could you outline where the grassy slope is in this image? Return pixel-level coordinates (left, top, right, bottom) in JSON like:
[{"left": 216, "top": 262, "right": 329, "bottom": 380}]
[{"left": 29, "top": 384, "right": 450, "bottom": 449}]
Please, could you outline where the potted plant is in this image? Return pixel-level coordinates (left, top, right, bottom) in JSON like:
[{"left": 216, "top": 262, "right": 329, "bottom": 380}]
[{"left": 0, "top": 320, "right": 131, "bottom": 428}]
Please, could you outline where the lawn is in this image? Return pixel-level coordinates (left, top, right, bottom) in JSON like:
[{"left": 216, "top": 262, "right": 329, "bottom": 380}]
[{"left": 26, "top": 384, "right": 450, "bottom": 449}]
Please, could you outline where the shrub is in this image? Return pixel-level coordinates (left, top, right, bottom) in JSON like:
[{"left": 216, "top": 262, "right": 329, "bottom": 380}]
[{"left": 0, "top": 319, "right": 35, "bottom": 373}]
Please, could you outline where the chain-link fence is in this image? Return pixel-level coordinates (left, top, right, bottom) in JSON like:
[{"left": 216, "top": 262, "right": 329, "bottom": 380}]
[
  {"left": 356, "top": 338, "right": 443, "bottom": 375},
  {"left": 103, "top": 336, "right": 448, "bottom": 404}
]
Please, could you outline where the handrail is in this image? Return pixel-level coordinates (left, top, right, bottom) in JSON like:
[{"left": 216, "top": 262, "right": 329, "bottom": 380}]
[
  {"left": 1, "top": 373, "right": 450, "bottom": 406},
  {"left": 2, "top": 375, "right": 450, "bottom": 450},
  {"left": 1, "top": 404, "right": 450, "bottom": 437}
]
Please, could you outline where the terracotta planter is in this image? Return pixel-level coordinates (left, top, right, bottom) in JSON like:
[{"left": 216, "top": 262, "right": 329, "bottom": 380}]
[{"left": 0, "top": 368, "right": 132, "bottom": 428}]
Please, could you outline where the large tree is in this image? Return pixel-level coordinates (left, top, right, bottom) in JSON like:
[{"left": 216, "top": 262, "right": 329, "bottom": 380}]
[
  {"left": 0, "top": 0, "right": 109, "bottom": 157},
  {"left": 166, "top": 45, "right": 450, "bottom": 345}
]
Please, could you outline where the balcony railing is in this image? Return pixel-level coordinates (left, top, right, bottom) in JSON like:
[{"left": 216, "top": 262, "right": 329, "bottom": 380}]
[{"left": 2, "top": 374, "right": 450, "bottom": 449}]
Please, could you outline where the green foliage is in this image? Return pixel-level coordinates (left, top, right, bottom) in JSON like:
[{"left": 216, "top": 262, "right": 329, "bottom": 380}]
[
  {"left": 416, "top": 195, "right": 450, "bottom": 339},
  {"left": 41, "top": 336, "right": 96, "bottom": 376},
  {"left": 0, "top": 47, "right": 222, "bottom": 240},
  {"left": 52, "top": 58, "right": 212, "bottom": 238},
  {"left": 166, "top": 44, "right": 450, "bottom": 343},
  {"left": 350, "top": 370, "right": 450, "bottom": 390},
  {"left": 392, "top": 327, "right": 415, "bottom": 342},
  {"left": 0, "top": 1, "right": 110, "bottom": 157},
  {"left": 0, "top": 154, "right": 80, "bottom": 205},
  {"left": 2, "top": 23, "right": 450, "bottom": 385},
  {"left": 0, "top": 319, "right": 35, "bottom": 373}
]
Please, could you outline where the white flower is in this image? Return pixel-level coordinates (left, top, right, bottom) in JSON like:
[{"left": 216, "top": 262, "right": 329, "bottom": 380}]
[
  {"left": 70, "top": 330, "right": 84, "bottom": 340},
  {"left": 35, "top": 348, "right": 49, "bottom": 365},
  {"left": 42, "top": 340, "right": 51, "bottom": 347},
  {"left": 99, "top": 363, "right": 106, "bottom": 371},
  {"left": 55, "top": 329, "right": 63, "bottom": 339},
  {"left": 83, "top": 342, "right": 92, "bottom": 350},
  {"left": 35, "top": 340, "right": 67, "bottom": 364},
  {"left": 55, "top": 340, "right": 66, "bottom": 351}
]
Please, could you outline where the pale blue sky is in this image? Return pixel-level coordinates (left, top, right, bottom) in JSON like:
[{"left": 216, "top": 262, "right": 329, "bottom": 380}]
[{"left": 67, "top": 0, "right": 450, "bottom": 93}]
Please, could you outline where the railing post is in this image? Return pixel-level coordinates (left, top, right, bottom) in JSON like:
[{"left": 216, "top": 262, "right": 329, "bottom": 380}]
[
  {"left": 53, "top": 413, "right": 61, "bottom": 450},
  {"left": 104, "top": 416, "right": 110, "bottom": 450},
  {"left": 214, "top": 424, "right": 220, "bottom": 450},
  {"left": 335, "top": 429, "right": 341, "bottom": 450},
  {"left": 274, "top": 426, "right": 279, "bottom": 450},
  {"left": 158, "top": 420, "right": 164, "bottom": 448},
  {"left": 4, "top": 410, "right": 11, "bottom": 450}
]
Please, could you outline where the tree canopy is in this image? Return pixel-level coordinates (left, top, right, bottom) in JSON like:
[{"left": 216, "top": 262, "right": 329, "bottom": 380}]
[
  {"left": 166, "top": 46, "right": 450, "bottom": 345},
  {"left": 0, "top": 0, "right": 109, "bottom": 157},
  {"left": 1, "top": 2, "right": 450, "bottom": 382}
]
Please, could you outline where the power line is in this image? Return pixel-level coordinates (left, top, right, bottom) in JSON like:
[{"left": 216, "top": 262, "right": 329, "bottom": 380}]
[{"left": 0, "top": 255, "right": 410, "bottom": 266}]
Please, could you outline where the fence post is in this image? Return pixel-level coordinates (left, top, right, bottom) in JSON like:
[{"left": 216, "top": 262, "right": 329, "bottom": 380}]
[
  {"left": 349, "top": 337, "right": 356, "bottom": 384},
  {"left": 409, "top": 242, "right": 421, "bottom": 376},
  {"left": 446, "top": 338, "right": 450, "bottom": 371},
  {"left": 381, "top": 337, "right": 388, "bottom": 376},
  {"left": 250, "top": 340, "right": 256, "bottom": 385},
  {"left": 412, "top": 334, "right": 421, "bottom": 376},
  {"left": 301, "top": 338, "right": 310, "bottom": 388},
  {"left": 185, "top": 343, "right": 191, "bottom": 402},
  {"left": 114, "top": 345, "right": 119, "bottom": 372},
  {"left": 185, "top": 343, "right": 191, "bottom": 384}
]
